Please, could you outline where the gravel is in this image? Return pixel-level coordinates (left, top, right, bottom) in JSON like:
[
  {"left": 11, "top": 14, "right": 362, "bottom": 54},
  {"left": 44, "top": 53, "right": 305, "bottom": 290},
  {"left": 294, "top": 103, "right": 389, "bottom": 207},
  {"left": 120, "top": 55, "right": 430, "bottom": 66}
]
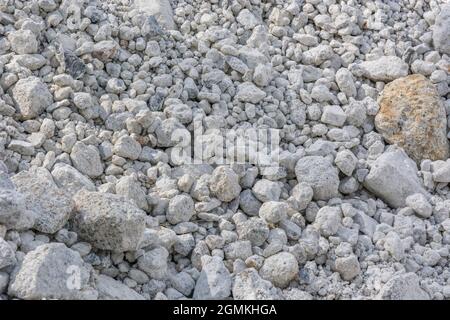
[{"left": 0, "top": 0, "right": 448, "bottom": 301}]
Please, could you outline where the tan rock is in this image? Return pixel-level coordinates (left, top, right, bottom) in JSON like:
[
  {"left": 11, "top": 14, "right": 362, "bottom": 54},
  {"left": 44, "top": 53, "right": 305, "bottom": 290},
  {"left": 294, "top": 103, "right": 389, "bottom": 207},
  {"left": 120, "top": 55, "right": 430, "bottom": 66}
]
[{"left": 375, "top": 74, "right": 449, "bottom": 163}]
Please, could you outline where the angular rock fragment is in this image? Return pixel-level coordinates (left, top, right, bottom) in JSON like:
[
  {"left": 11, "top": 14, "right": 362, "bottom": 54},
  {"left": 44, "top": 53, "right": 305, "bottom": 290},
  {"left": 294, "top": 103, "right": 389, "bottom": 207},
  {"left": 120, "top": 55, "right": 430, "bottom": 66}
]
[
  {"left": 363, "top": 147, "right": 427, "bottom": 208},
  {"left": 95, "top": 274, "right": 144, "bottom": 300},
  {"left": 233, "top": 268, "right": 282, "bottom": 300},
  {"left": 209, "top": 166, "right": 241, "bottom": 202},
  {"left": 51, "top": 163, "right": 96, "bottom": 196},
  {"left": 70, "top": 142, "right": 103, "bottom": 178},
  {"left": 295, "top": 156, "right": 339, "bottom": 201},
  {"left": 432, "top": 3, "right": 450, "bottom": 55},
  {"left": 12, "top": 168, "right": 74, "bottom": 234},
  {"left": 11, "top": 76, "right": 53, "bottom": 119},
  {"left": 72, "top": 190, "right": 146, "bottom": 252},
  {"left": 63, "top": 50, "right": 86, "bottom": 79},
  {"left": 377, "top": 273, "right": 430, "bottom": 300},
  {"left": 0, "top": 237, "right": 16, "bottom": 269},
  {"left": 135, "top": 0, "right": 176, "bottom": 30},
  {"left": 193, "top": 256, "right": 231, "bottom": 300},
  {"left": 8, "top": 243, "right": 95, "bottom": 300},
  {"left": 358, "top": 56, "right": 408, "bottom": 82}
]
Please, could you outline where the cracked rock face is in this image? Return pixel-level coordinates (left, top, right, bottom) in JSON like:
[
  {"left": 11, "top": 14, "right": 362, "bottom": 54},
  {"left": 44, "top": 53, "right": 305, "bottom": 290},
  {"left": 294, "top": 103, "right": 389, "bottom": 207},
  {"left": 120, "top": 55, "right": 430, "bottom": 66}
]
[
  {"left": 375, "top": 74, "right": 449, "bottom": 163},
  {"left": 72, "top": 190, "right": 146, "bottom": 252}
]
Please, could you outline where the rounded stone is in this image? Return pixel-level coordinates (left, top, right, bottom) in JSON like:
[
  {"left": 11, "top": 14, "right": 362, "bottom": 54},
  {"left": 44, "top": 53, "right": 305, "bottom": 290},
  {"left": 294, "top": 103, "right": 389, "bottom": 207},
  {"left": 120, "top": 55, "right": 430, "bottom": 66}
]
[
  {"left": 375, "top": 74, "right": 449, "bottom": 163},
  {"left": 259, "top": 252, "right": 298, "bottom": 288}
]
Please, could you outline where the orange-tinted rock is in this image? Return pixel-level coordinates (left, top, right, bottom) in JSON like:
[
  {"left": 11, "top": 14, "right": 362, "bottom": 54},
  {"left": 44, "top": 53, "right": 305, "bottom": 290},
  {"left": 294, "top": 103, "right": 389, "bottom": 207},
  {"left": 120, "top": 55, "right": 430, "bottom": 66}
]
[{"left": 375, "top": 74, "right": 449, "bottom": 163}]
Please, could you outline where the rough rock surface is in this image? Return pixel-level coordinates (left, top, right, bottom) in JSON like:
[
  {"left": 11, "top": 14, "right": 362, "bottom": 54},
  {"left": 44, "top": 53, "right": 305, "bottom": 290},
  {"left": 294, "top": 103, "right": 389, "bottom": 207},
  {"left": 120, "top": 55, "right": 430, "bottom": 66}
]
[
  {"left": 11, "top": 77, "right": 53, "bottom": 119},
  {"left": 377, "top": 273, "right": 430, "bottom": 300},
  {"left": 375, "top": 74, "right": 449, "bottom": 163},
  {"left": 357, "top": 56, "right": 409, "bottom": 82},
  {"left": 11, "top": 168, "right": 73, "bottom": 234},
  {"left": 433, "top": 3, "right": 450, "bottom": 55},
  {"left": 295, "top": 156, "right": 340, "bottom": 201},
  {"left": 193, "top": 256, "right": 231, "bottom": 300},
  {"left": 363, "top": 147, "right": 427, "bottom": 208},
  {"left": 72, "top": 190, "right": 146, "bottom": 252},
  {"left": 8, "top": 243, "right": 94, "bottom": 300}
]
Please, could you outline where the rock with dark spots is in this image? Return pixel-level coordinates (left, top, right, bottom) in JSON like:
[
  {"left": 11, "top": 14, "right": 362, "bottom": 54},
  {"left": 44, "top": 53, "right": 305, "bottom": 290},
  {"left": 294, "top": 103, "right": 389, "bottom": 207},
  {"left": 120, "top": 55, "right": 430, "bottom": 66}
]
[{"left": 375, "top": 74, "right": 449, "bottom": 163}]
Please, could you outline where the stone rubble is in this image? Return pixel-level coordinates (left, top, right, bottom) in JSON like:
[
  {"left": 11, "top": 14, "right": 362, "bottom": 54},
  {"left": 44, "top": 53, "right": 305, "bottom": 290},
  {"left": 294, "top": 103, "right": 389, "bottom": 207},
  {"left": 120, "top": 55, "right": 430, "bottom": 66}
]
[{"left": 0, "top": 0, "right": 449, "bottom": 301}]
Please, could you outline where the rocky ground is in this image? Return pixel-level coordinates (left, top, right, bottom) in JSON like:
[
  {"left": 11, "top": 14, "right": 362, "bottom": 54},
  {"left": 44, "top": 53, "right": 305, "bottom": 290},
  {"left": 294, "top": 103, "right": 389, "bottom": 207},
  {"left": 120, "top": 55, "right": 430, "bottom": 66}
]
[{"left": 0, "top": 0, "right": 449, "bottom": 300}]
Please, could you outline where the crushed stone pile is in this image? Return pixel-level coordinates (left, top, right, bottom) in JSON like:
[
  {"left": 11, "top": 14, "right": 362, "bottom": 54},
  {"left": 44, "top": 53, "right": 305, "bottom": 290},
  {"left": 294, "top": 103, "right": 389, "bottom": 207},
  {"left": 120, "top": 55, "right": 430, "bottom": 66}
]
[{"left": 0, "top": 0, "right": 449, "bottom": 300}]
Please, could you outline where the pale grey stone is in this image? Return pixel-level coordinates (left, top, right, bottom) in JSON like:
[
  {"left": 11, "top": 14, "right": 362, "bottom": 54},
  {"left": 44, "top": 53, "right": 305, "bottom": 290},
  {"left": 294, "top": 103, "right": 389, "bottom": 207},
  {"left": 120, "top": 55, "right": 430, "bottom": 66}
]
[
  {"left": 358, "top": 56, "right": 408, "bottom": 82},
  {"left": 11, "top": 76, "right": 53, "bottom": 119},
  {"left": 193, "top": 256, "right": 231, "bottom": 300},
  {"left": 405, "top": 193, "right": 432, "bottom": 218},
  {"left": 335, "top": 255, "right": 361, "bottom": 281},
  {"left": 378, "top": 273, "right": 430, "bottom": 300},
  {"left": 167, "top": 194, "right": 195, "bottom": 224},
  {"left": 70, "top": 142, "right": 103, "bottom": 178},
  {"left": 0, "top": 237, "right": 16, "bottom": 269},
  {"left": 295, "top": 156, "right": 339, "bottom": 201},
  {"left": 259, "top": 252, "right": 298, "bottom": 288},
  {"left": 252, "top": 179, "right": 281, "bottom": 202},
  {"left": 8, "top": 243, "right": 95, "bottom": 300},
  {"left": 12, "top": 168, "right": 73, "bottom": 234},
  {"left": 364, "top": 147, "right": 427, "bottom": 208},
  {"left": 209, "top": 166, "right": 241, "bottom": 202},
  {"left": 72, "top": 190, "right": 146, "bottom": 252},
  {"left": 95, "top": 274, "right": 144, "bottom": 300},
  {"left": 137, "top": 246, "right": 169, "bottom": 280},
  {"left": 433, "top": 3, "right": 450, "bottom": 55},
  {"left": 233, "top": 268, "right": 282, "bottom": 300}
]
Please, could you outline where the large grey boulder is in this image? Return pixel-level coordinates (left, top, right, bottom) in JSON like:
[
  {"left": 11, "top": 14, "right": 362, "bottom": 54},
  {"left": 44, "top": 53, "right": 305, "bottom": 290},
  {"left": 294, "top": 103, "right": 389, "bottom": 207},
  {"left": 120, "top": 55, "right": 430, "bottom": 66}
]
[
  {"left": 8, "top": 243, "right": 95, "bottom": 300},
  {"left": 72, "top": 190, "right": 146, "bottom": 252},
  {"left": 363, "top": 147, "right": 427, "bottom": 208},
  {"left": 11, "top": 168, "right": 74, "bottom": 234}
]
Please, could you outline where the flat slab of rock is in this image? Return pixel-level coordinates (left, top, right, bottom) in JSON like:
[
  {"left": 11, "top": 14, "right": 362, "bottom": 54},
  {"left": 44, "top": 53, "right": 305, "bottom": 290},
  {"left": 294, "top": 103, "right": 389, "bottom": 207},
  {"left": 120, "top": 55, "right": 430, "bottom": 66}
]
[
  {"left": 363, "top": 147, "right": 427, "bottom": 208},
  {"left": 11, "top": 168, "right": 74, "bottom": 234},
  {"left": 94, "top": 274, "right": 144, "bottom": 300},
  {"left": 358, "top": 56, "right": 408, "bottom": 82},
  {"left": 8, "top": 243, "right": 94, "bottom": 300},
  {"left": 72, "top": 190, "right": 146, "bottom": 252},
  {"left": 376, "top": 74, "right": 449, "bottom": 163}
]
